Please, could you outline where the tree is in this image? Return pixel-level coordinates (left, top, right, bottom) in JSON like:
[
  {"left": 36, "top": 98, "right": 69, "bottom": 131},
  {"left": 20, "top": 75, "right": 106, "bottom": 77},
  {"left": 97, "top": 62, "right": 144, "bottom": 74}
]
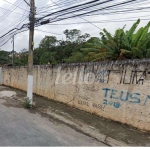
[
  {"left": 39, "top": 36, "right": 57, "bottom": 51},
  {"left": 0, "top": 51, "right": 11, "bottom": 65},
  {"left": 15, "top": 22, "right": 150, "bottom": 66},
  {"left": 63, "top": 29, "right": 90, "bottom": 43},
  {"left": 33, "top": 36, "right": 58, "bottom": 65},
  {"left": 81, "top": 19, "right": 150, "bottom": 61}
]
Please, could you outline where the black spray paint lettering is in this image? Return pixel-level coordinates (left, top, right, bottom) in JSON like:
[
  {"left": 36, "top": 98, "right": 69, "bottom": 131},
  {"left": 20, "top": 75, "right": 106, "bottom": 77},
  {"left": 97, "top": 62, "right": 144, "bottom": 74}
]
[
  {"left": 92, "top": 103, "right": 105, "bottom": 111},
  {"left": 121, "top": 70, "right": 146, "bottom": 85},
  {"left": 78, "top": 100, "right": 89, "bottom": 106},
  {"left": 83, "top": 84, "right": 99, "bottom": 92},
  {"left": 94, "top": 70, "right": 146, "bottom": 85}
]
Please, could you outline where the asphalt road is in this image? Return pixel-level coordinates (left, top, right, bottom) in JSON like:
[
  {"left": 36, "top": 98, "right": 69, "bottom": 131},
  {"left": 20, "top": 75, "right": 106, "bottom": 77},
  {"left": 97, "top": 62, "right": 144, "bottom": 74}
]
[{"left": 0, "top": 98, "right": 107, "bottom": 146}]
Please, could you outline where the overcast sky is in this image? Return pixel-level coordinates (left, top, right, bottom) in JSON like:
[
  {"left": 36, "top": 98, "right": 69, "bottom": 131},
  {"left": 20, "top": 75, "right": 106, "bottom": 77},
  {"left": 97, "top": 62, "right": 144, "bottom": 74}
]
[{"left": 0, "top": 0, "right": 150, "bottom": 52}]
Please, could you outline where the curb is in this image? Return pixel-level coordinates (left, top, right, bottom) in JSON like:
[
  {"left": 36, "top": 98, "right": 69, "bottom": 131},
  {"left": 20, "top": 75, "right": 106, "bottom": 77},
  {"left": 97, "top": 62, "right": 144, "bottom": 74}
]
[{"left": 37, "top": 108, "right": 129, "bottom": 146}]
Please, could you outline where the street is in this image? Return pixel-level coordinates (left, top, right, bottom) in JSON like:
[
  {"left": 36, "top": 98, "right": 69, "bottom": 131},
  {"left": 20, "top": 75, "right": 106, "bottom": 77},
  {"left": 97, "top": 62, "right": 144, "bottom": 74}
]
[{"left": 0, "top": 97, "right": 107, "bottom": 146}]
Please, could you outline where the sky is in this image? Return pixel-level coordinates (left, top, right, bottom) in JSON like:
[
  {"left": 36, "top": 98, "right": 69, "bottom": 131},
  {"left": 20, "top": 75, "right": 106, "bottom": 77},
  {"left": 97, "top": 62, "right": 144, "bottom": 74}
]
[{"left": 0, "top": 0, "right": 150, "bottom": 52}]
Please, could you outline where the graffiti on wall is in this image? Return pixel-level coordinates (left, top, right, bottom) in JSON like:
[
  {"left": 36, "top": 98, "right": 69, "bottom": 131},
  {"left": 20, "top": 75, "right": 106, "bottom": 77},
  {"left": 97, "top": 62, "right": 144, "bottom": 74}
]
[
  {"left": 55, "top": 66, "right": 147, "bottom": 85},
  {"left": 102, "top": 88, "right": 150, "bottom": 108},
  {"left": 86, "top": 70, "right": 146, "bottom": 85}
]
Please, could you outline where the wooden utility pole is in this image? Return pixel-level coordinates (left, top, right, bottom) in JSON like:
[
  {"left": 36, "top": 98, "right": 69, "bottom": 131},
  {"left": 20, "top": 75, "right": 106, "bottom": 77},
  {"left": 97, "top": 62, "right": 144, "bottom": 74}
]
[
  {"left": 12, "top": 35, "right": 14, "bottom": 66},
  {"left": 27, "top": 0, "right": 35, "bottom": 105}
]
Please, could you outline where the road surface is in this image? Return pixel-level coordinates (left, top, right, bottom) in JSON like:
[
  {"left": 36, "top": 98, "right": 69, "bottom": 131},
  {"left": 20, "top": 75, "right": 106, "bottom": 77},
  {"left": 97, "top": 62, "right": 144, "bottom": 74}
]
[{"left": 0, "top": 98, "right": 107, "bottom": 146}]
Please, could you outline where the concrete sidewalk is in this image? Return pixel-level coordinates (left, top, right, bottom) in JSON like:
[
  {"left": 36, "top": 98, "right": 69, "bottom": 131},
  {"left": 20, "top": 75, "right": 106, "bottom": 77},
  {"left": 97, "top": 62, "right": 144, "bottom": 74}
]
[{"left": 0, "top": 85, "right": 150, "bottom": 146}]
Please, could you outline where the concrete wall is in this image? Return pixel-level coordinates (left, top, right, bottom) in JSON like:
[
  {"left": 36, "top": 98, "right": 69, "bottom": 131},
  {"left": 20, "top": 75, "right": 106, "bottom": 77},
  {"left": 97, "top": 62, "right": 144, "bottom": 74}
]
[{"left": 2, "top": 59, "right": 150, "bottom": 131}]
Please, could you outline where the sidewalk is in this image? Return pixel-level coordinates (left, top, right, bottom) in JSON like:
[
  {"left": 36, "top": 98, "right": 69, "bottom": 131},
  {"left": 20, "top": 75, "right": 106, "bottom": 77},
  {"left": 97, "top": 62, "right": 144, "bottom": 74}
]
[{"left": 0, "top": 85, "right": 150, "bottom": 146}]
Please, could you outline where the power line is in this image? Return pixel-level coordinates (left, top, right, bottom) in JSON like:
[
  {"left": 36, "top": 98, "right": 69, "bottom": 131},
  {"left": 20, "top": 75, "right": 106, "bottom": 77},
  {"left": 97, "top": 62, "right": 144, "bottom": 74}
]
[
  {"left": 0, "top": 22, "right": 29, "bottom": 40},
  {"left": 94, "top": 6, "right": 150, "bottom": 15},
  {"left": 46, "top": 18, "right": 150, "bottom": 25},
  {"left": 37, "top": 0, "right": 88, "bottom": 13},
  {"left": 37, "top": 0, "right": 112, "bottom": 21},
  {"left": 39, "top": 0, "right": 143, "bottom": 18},
  {"left": 37, "top": 0, "right": 149, "bottom": 19},
  {"left": 0, "top": 0, "right": 22, "bottom": 22},
  {"left": 0, "top": 0, "right": 21, "bottom": 21},
  {"left": 17, "top": 4, "right": 29, "bottom": 27},
  {"left": 37, "top": 0, "right": 141, "bottom": 26},
  {"left": 80, "top": 0, "right": 149, "bottom": 16},
  {"left": 0, "top": 16, "right": 28, "bottom": 35},
  {"left": 0, "top": 28, "right": 28, "bottom": 47},
  {"left": 82, "top": 9, "right": 150, "bottom": 16},
  {"left": 23, "top": 0, "right": 30, "bottom": 6},
  {"left": 50, "top": 0, "right": 140, "bottom": 20},
  {"left": 0, "top": 0, "right": 28, "bottom": 24},
  {"left": 0, "top": 6, "right": 28, "bottom": 16},
  {"left": 3, "top": 0, "right": 30, "bottom": 11},
  {"left": 1, "top": 0, "right": 150, "bottom": 48},
  {"left": 51, "top": 0, "right": 103, "bottom": 30},
  {"left": 48, "top": 0, "right": 148, "bottom": 24},
  {"left": 35, "top": 29, "right": 62, "bottom": 35},
  {"left": 0, "top": 0, "right": 29, "bottom": 37},
  {"left": 37, "top": 0, "right": 85, "bottom": 10},
  {"left": 46, "top": 12, "right": 150, "bottom": 25}
]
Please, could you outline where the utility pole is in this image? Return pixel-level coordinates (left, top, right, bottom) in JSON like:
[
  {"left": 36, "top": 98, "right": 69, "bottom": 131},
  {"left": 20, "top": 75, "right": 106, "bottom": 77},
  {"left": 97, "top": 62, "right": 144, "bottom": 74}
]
[
  {"left": 27, "top": 0, "right": 35, "bottom": 105},
  {"left": 12, "top": 35, "right": 14, "bottom": 66}
]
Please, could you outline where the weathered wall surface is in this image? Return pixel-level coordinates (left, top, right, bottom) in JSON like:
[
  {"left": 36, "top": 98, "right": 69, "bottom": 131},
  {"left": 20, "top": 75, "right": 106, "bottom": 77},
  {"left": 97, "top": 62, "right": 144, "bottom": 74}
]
[{"left": 2, "top": 60, "right": 150, "bottom": 131}]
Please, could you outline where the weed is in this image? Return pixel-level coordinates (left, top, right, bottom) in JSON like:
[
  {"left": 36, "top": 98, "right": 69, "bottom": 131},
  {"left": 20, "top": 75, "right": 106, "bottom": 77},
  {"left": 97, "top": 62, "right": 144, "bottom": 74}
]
[{"left": 24, "top": 98, "right": 32, "bottom": 109}]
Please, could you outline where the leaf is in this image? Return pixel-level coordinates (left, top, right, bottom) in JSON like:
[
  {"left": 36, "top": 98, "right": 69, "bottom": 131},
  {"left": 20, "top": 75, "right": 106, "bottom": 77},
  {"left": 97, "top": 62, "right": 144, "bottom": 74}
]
[
  {"left": 146, "top": 48, "right": 150, "bottom": 58},
  {"left": 137, "top": 21, "right": 150, "bottom": 48},
  {"left": 132, "top": 47, "right": 143, "bottom": 58},
  {"left": 131, "top": 27, "right": 143, "bottom": 47},
  {"left": 127, "top": 19, "right": 140, "bottom": 39}
]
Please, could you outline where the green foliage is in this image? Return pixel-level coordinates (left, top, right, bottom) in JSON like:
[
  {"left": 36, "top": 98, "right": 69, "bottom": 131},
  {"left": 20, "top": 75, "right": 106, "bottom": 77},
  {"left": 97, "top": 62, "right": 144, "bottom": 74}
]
[
  {"left": 64, "top": 51, "right": 85, "bottom": 63},
  {"left": 1, "top": 21, "right": 150, "bottom": 66},
  {"left": 63, "top": 29, "right": 90, "bottom": 43},
  {"left": 0, "top": 51, "right": 11, "bottom": 65},
  {"left": 82, "top": 19, "right": 150, "bottom": 61},
  {"left": 146, "top": 48, "right": 150, "bottom": 58},
  {"left": 24, "top": 98, "right": 32, "bottom": 109},
  {"left": 126, "top": 19, "right": 140, "bottom": 41},
  {"left": 132, "top": 47, "right": 143, "bottom": 58},
  {"left": 32, "top": 29, "right": 90, "bottom": 64}
]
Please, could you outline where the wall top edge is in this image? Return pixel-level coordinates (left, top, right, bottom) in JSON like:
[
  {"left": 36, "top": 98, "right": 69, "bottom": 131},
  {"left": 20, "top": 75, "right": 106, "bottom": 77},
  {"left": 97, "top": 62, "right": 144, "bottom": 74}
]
[{"left": 2, "top": 59, "right": 150, "bottom": 69}]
